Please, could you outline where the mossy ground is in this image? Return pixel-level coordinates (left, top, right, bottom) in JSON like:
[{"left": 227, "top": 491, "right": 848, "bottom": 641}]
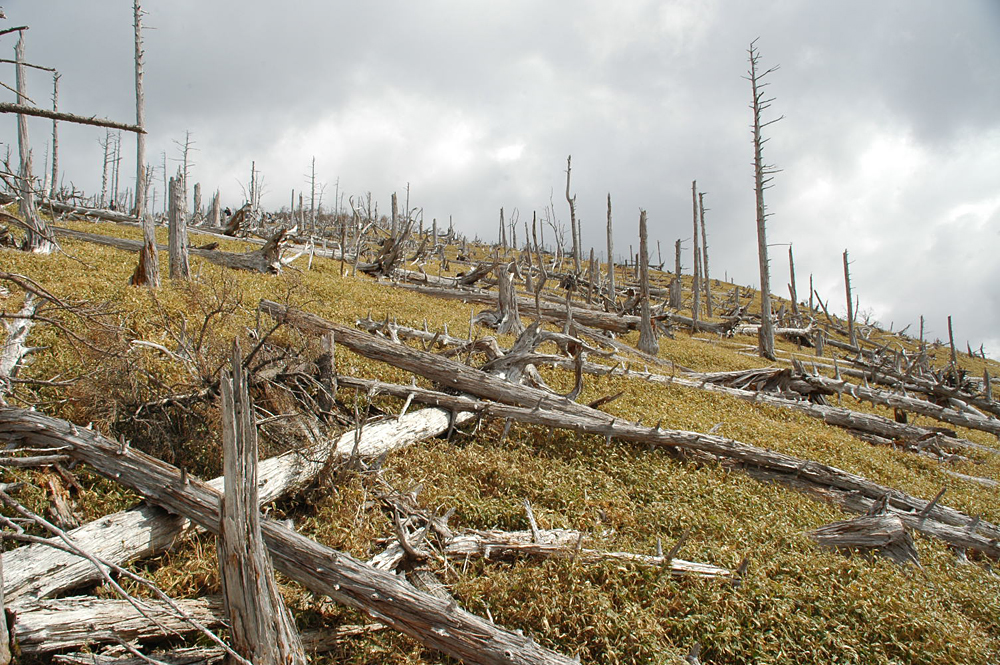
[{"left": 2, "top": 219, "right": 998, "bottom": 664}]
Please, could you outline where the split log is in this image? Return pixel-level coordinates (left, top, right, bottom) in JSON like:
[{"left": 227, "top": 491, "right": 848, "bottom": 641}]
[
  {"left": 217, "top": 343, "right": 305, "bottom": 664},
  {"left": 256, "top": 303, "right": 999, "bottom": 560},
  {"left": 0, "top": 408, "right": 578, "bottom": 665},
  {"left": 2, "top": 406, "right": 474, "bottom": 607},
  {"left": 14, "top": 596, "right": 224, "bottom": 654},
  {"left": 808, "top": 514, "right": 919, "bottom": 566}
]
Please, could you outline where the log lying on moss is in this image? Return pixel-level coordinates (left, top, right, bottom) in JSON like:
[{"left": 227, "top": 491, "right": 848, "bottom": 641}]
[
  {"left": 3, "top": 407, "right": 473, "bottom": 607},
  {"left": 15, "top": 596, "right": 224, "bottom": 654},
  {"left": 257, "top": 302, "right": 1000, "bottom": 560},
  {"left": 0, "top": 407, "right": 574, "bottom": 665},
  {"left": 52, "top": 226, "right": 286, "bottom": 274}
]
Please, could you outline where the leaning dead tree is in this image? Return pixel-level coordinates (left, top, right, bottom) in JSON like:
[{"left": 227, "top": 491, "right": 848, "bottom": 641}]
[
  {"left": 13, "top": 32, "right": 52, "bottom": 253},
  {"left": 747, "top": 39, "right": 782, "bottom": 360}
]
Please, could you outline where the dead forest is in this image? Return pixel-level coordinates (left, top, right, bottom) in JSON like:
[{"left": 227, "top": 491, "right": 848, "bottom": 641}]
[{"left": 1, "top": 8, "right": 999, "bottom": 665}]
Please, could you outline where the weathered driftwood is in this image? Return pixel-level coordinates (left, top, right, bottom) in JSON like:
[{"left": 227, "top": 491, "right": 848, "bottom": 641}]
[
  {"left": 14, "top": 596, "right": 223, "bottom": 654},
  {"left": 256, "top": 303, "right": 999, "bottom": 559},
  {"left": 49, "top": 624, "right": 384, "bottom": 665},
  {"left": 217, "top": 345, "right": 305, "bottom": 664},
  {"left": 53, "top": 226, "right": 286, "bottom": 274},
  {"left": 0, "top": 407, "right": 577, "bottom": 665},
  {"left": 2, "top": 407, "right": 473, "bottom": 608},
  {"left": 444, "top": 528, "right": 731, "bottom": 578},
  {"left": 807, "top": 514, "right": 919, "bottom": 566}
]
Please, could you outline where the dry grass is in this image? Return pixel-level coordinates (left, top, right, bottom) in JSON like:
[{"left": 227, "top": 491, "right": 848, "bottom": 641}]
[{"left": 1, "top": 218, "right": 999, "bottom": 664}]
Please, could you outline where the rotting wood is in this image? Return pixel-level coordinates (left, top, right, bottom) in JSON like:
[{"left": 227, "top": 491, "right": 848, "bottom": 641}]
[
  {"left": 0, "top": 408, "right": 578, "bottom": 665},
  {"left": 2, "top": 406, "right": 475, "bottom": 608},
  {"left": 218, "top": 342, "right": 305, "bottom": 664},
  {"left": 257, "top": 303, "right": 999, "bottom": 559}
]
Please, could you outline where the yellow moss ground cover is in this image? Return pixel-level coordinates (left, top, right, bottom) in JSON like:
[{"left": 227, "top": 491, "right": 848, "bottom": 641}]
[{"left": 1, "top": 219, "right": 998, "bottom": 664}]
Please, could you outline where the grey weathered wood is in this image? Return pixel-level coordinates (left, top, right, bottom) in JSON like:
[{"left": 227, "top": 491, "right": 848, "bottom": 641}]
[
  {"left": 637, "top": 210, "right": 658, "bottom": 354},
  {"left": 0, "top": 408, "right": 577, "bottom": 665},
  {"left": 14, "top": 596, "right": 224, "bottom": 654},
  {"left": 14, "top": 34, "right": 53, "bottom": 253},
  {"left": 218, "top": 342, "right": 305, "bottom": 664},
  {"left": 257, "top": 302, "right": 999, "bottom": 559},
  {"left": 748, "top": 41, "right": 777, "bottom": 360},
  {"left": 0, "top": 293, "right": 37, "bottom": 405},
  {"left": 0, "top": 550, "right": 9, "bottom": 665},
  {"left": 565, "top": 155, "right": 580, "bottom": 273},
  {"left": 132, "top": 1, "right": 146, "bottom": 218},
  {"left": 843, "top": 250, "right": 856, "bottom": 347},
  {"left": 606, "top": 193, "right": 615, "bottom": 303},
  {"left": 690, "top": 181, "right": 701, "bottom": 328},
  {"left": 2, "top": 406, "right": 473, "bottom": 607},
  {"left": 0, "top": 103, "right": 145, "bottom": 134},
  {"left": 808, "top": 514, "right": 919, "bottom": 566},
  {"left": 168, "top": 176, "right": 190, "bottom": 280},
  {"left": 699, "top": 191, "right": 712, "bottom": 319}
]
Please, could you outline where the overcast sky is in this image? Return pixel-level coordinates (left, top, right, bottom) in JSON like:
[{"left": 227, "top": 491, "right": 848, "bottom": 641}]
[{"left": 6, "top": 1, "right": 1000, "bottom": 357}]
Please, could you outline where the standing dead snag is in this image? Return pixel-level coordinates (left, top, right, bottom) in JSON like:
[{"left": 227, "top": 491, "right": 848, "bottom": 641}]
[
  {"left": 167, "top": 175, "right": 190, "bottom": 280},
  {"left": 788, "top": 244, "right": 799, "bottom": 321},
  {"left": 219, "top": 342, "right": 306, "bottom": 665},
  {"left": 843, "top": 249, "right": 856, "bottom": 347},
  {"left": 690, "top": 180, "right": 701, "bottom": 329},
  {"left": 698, "top": 191, "right": 713, "bottom": 318},
  {"left": 14, "top": 32, "right": 53, "bottom": 253},
  {"left": 637, "top": 209, "right": 658, "bottom": 355},
  {"left": 565, "top": 155, "right": 580, "bottom": 273},
  {"left": 747, "top": 39, "right": 782, "bottom": 360},
  {"left": 130, "top": 0, "right": 159, "bottom": 286},
  {"left": 606, "top": 193, "right": 615, "bottom": 305}
]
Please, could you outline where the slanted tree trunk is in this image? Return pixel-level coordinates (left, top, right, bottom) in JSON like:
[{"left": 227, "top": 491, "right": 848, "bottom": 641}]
[
  {"left": 168, "top": 176, "right": 190, "bottom": 280},
  {"left": 748, "top": 40, "right": 780, "bottom": 360},
  {"left": 49, "top": 72, "right": 60, "bottom": 200},
  {"left": 637, "top": 210, "right": 658, "bottom": 355},
  {"left": 219, "top": 342, "right": 306, "bottom": 665},
  {"left": 14, "top": 34, "right": 53, "bottom": 253}
]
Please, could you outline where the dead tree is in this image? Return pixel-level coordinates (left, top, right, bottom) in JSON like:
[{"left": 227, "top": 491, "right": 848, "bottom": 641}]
[
  {"left": 565, "top": 155, "right": 580, "bottom": 272},
  {"left": 219, "top": 342, "right": 306, "bottom": 664},
  {"left": 168, "top": 175, "right": 190, "bottom": 280},
  {"left": 788, "top": 244, "right": 799, "bottom": 321},
  {"left": 637, "top": 209, "right": 658, "bottom": 355},
  {"left": 13, "top": 32, "right": 52, "bottom": 253},
  {"left": 843, "top": 249, "right": 856, "bottom": 347},
  {"left": 699, "top": 191, "right": 712, "bottom": 318},
  {"left": 690, "top": 180, "right": 701, "bottom": 328},
  {"left": 669, "top": 239, "right": 682, "bottom": 309},
  {"left": 130, "top": 1, "right": 159, "bottom": 286},
  {"left": 605, "top": 193, "right": 615, "bottom": 304},
  {"left": 747, "top": 39, "right": 781, "bottom": 360},
  {"left": 49, "top": 71, "right": 59, "bottom": 199}
]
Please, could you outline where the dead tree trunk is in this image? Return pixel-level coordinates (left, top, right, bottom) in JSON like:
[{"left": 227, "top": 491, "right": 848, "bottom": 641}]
[
  {"left": 669, "top": 239, "right": 682, "bottom": 309},
  {"left": 843, "top": 249, "right": 856, "bottom": 347},
  {"left": 218, "top": 342, "right": 306, "bottom": 664},
  {"left": 748, "top": 39, "right": 779, "bottom": 360},
  {"left": 208, "top": 189, "right": 220, "bottom": 228},
  {"left": 788, "top": 244, "right": 799, "bottom": 321},
  {"left": 690, "top": 181, "right": 701, "bottom": 328},
  {"left": 495, "top": 261, "right": 524, "bottom": 336},
  {"left": 168, "top": 176, "right": 190, "bottom": 280},
  {"left": 637, "top": 210, "right": 658, "bottom": 354},
  {"left": 49, "top": 72, "right": 60, "bottom": 200},
  {"left": 14, "top": 33, "right": 52, "bottom": 253},
  {"left": 192, "top": 181, "right": 202, "bottom": 223},
  {"left": 132, "top": 1, "right": 146, "bottom": 220},
  {"left": 699, "top": 191, "right": 712, "bottom": 318},
  {"left": 605, "top": 193, "right": 615, "bottom": 305},
  {"left": 566, "top": 155, "right": 580, "bottom": 273},
  {"left": 0, "top": 526, "right": 9, "bottom": 665}
]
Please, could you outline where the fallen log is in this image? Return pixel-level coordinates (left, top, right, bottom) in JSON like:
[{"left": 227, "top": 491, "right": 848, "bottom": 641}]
[
  {"left": 3, "top": 407, "right": 473, "bottom": 607},
  {"left": 256, "top": 303, "right": 999, "bottom": 559},
  {"left": 52, "top": 226, "right": 287, "bottom": 274},
  {"left": 807, "top": 514, "right": 919, "bottom": 566},
  {"left": 0, "top": 407, "right": 577, "bottom": 664},
  {"left": 14, "top": 595, "right": 224, "bottom": 654}
]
